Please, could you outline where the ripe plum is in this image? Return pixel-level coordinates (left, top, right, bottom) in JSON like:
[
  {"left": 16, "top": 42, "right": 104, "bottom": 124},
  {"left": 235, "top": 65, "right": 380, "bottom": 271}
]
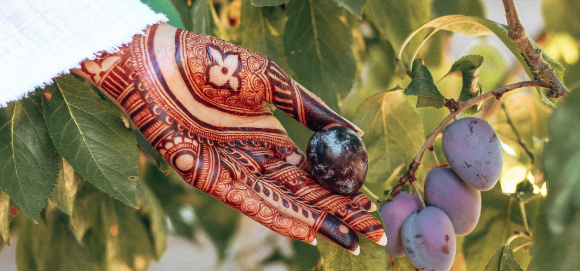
[
  {"left": 442, "top": 117, "right": 502, "bottom": 190},
  {"left": 306, "top": 126, "right": 368, "bottom": 195},
  {"left": 378, "top": 193, "right": 422, "bottom": 257},
  {"left": 424, "top": 167, "right": 481, "bottom": 236},
  {"left": 401, "top": 206, "right": 456, "bottom": 271}
]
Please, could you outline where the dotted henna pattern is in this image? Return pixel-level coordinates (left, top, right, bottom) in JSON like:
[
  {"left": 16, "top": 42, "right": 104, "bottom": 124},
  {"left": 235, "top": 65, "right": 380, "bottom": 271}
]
[{"left": 79, "top": 24, "right": 385, "bottom": 250}]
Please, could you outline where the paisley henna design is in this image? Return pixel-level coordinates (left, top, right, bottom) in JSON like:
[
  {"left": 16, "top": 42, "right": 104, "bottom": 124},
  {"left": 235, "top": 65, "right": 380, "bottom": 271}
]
[{"left": 73, "top": 22, "right": 386, "bottom": 254}]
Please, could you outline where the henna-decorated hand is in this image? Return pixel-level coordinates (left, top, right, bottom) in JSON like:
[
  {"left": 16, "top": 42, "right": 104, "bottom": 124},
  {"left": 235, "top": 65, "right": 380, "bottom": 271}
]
[{"left": 73, "top": 22, "right": 386, "bottom": 254}]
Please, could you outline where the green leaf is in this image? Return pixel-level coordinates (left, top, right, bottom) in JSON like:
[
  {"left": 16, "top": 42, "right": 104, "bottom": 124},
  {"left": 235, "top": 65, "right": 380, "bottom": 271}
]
[
  {"left": 191, "top": 0, "right": 224, "bottom": 39},
  {"left": 432, "top": 0, "right": 486, "bottom": 18},
  {"left": 190, "top": 187, "right": 241, "bottom": 259},
  {"left": 50, "top": 158, "right": 82, "bottom": 215},
  {"left": 41, "top": 210, "right": 93, "bottom": 271},
  {"left": 465, "top": 42, "right": 510, "bottom": 90},
  {"left": 0, "top": 190, "right": 10, "bottom": 245},
  {"left": 239, "top": 0, "right": 285, "bottom": 60},
  {"left": 44, "top": 75, "right": 139, "bottom": 208},
  {"left": 17, "top": 209, "right": 93, "bottom": 271},
  {"left": 134, "top": 130, "right": 172, "bottom": 175},
  {"left": 405, "top": 58, "right": 445, "bottom": 108},
  {"left": 140, "top": 162, "right": 197, "bottom": 240},
  {"left": 352, "top": 90, "right": 425, "bottom": 183},
  {"left": 463, "top": 187, "right": 537, "bottom": 270},
  {"left": 251, "top": 0, "right": 289, "bottom": 6},
  {"left": 542, "top": 87, "right": 580, "bottom": 233},
  {"left": 141, "top": 0, "right": 185, "bottom": 29},
  {"left": 317, "top": 211, "right": 387, "bottom": 270},
  {"left": 136, "top": 181, "right": 168, "bottom": 260},
  {"left": 98, "top": 196, "right": 156, "bottom": 270},
  {"left": 284, "top": 0, "right": 357, "bottom": 111},
  {"left": 492, "top": 93, "right": 552, "bottom": 160},
  {"left": 16, "top": 215, "right": 47, "bottom": 271},
  {"left": 529, "top": 201, "right": 580, "bottom": 271},
  {"left": 69, "top": 180, "right": 103, "bottom": 242},
  {"left": 397, "top": 15, "right": 565, "bottom": 106},
  {"left": 0, "top": 94, "right": 60, "bottom": 221},
  {"left": 289, "top": 239, "right": 321, "bottom": 270},
  {"left": 442, "top": 55, "right": 484, "bottom": 80},
  {"left": 169, "top": 0, "right": 194, "bottom": 30},
  {"left": 333, "top": 0, "right": 367, "bottom": 19},
  {"left": 448, "top": 55, "right": 484, "bottom": 114},
  {"left": 342, "top": 40, "right": 397, "bottom": 119},
  {"left": 483, "top": 246, "right": 523, "bottom": 271},
  {"left": 542, "top": 0, "right": 580, "bottom": 39},
  {"left": 366, "top": 0, "right": 431, "bottom": 67}
]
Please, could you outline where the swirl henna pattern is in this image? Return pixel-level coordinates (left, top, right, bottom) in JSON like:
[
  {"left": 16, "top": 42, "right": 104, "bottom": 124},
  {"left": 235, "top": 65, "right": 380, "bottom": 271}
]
[{"left": 73, "top": 23, "right": 386, "bottom": 254}]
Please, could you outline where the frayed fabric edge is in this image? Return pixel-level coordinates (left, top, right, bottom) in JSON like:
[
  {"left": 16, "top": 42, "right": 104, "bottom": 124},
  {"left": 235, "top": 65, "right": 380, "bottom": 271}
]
[{"left": 0, "top": 14, "right": 168, "bottom": 108}]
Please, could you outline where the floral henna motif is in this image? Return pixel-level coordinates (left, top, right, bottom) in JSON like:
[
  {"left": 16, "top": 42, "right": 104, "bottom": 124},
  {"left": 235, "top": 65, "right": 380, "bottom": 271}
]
[
  {"left": 206, "top": 44, "right": 242, "bottom": 92},
  {"left": 176, "top": 29, "right": 271, "bottom": 116},
  {"left": 75, "top": 23, "right": 385, "bottom": 252}
]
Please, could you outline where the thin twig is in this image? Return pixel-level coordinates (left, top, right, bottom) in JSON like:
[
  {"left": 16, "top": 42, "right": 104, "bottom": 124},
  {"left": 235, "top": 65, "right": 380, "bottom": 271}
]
[
  {"left": 501, "top": 0, "right": 567, "bottom": 99},
  {"left": 390, "top": 79, "right": 550, "bottom": 195},
  {"left": 361, "top": 185, "right": 379, "bottom": 201},
  {"left": 501, "top": 102, "right": 534, "bottom": 164},
  {"left": 512, "top": 241, "right": 533, "bottom": 253}
]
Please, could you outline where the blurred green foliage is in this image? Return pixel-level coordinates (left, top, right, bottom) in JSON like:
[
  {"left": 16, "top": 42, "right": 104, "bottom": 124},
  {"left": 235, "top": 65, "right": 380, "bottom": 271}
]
[{"left": 0, "top": 0, "right": 579, "bottom": 270}]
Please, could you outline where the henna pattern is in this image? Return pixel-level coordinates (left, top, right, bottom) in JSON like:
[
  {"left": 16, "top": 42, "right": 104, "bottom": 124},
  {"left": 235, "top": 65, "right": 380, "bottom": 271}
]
[{"left": 75, "top": 23, "right": 385, "bottom": 253}]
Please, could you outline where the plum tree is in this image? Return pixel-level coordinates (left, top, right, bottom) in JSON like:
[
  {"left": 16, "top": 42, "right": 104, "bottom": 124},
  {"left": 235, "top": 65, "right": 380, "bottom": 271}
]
[
  {"left": 306, "top": 126, "right": 368, "bottom": 195},
  {"left": 401, "top": 206, "right": 456, "bottom": 271},
  {"left": 378, "top": 193, "right": 422, "bottom": 257},
  {"left": 424, "top": 167, "right": 481, "bottom": 236},
  {"left": 442, "top": 117, "right": 503, "bottom": 191}
]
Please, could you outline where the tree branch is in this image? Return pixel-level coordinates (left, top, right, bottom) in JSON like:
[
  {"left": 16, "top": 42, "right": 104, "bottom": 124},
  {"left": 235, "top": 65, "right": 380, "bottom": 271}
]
[
  {"left": 390, "top": 79, "right": 550, "bottom": 196},
  {"left": 501, "top": 0, "right": 568, "bottom": 99}
]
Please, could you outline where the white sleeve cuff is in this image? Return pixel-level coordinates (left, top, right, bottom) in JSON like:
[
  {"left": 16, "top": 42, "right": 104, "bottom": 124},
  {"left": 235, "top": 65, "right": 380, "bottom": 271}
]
[{"left": 0, "top": 0, "right": 168, "bottom": 105}]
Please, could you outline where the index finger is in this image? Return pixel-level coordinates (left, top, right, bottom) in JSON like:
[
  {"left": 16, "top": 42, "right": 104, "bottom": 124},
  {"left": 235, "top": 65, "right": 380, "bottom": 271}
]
[{"left": 263, "top": 60, "right": 364, "bottom": 136}]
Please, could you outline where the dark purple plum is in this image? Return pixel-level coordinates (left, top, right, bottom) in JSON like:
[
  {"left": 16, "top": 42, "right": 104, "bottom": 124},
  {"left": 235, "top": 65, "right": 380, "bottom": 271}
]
[
  {"left": 442, "top": 117, "right": 503, "bottom": 191},
  {"left": 379, "top": 193, "right": 422, "bottom": 257},
  {"left": 306, "top": 126, "right": 368, "bottom": 195},
  {"left": 424, "top": 167, "right": 481, "bottom": 236},
  {"left": 401, "top": 206, "right": 456, "bottom": 271}
]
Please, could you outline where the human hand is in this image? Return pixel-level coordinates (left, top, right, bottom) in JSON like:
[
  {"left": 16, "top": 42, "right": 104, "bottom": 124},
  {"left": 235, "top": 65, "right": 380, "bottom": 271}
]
[{"left": 73, "top": 22, "right": 386, "bottom": 254}]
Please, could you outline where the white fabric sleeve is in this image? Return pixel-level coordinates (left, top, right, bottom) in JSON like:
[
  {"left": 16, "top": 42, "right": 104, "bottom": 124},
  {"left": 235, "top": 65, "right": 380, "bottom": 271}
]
[{"left": 0, "top": 0, "right": 168, "bottom": 106}]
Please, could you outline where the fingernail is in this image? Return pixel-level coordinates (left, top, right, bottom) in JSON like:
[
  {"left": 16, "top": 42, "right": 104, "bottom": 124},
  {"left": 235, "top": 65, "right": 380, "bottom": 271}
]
[
  {"left": 377, "top": 232, "right": 388, "bottom": 246},
  {"left": 349, "top": 245, "right": 360, "bottom": 256},
  {"left": 309, "top": 238, "right": 317, "bottom": 246},
  {"left": 368, "top": 203, "right": 377, "bottom": 212},
  {"left": 318, "top": 214, "right": 359, "bottom": 252},
  {"left": 349, "top": 123, "right": 364, "bottom": 137}
]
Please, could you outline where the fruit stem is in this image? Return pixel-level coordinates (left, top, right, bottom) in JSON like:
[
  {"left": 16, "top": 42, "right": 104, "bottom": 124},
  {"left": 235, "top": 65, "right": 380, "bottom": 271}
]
[
  {"left": 506, "top": 232, "right": 532, "bottom": 247},
  {"left": 519, "top": 202, "right": 531, "bottom": 234},
  {"left": 361, "top": 185, "right": 379, "bottom": 202},
  {"left": 411, "top": 182, "right": 426, "bottom": 208},
  {"left": 390, "top": 79, "right": 550, "bottom": 196},
  {"left": 430, "top": 148, "right": 441, "bottom": 167}
]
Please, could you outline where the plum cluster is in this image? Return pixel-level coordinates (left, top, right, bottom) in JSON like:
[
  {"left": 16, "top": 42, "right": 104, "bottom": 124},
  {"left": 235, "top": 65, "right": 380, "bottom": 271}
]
[{"left": 379, "top": 117, "right": 503, "bottom": 271}]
